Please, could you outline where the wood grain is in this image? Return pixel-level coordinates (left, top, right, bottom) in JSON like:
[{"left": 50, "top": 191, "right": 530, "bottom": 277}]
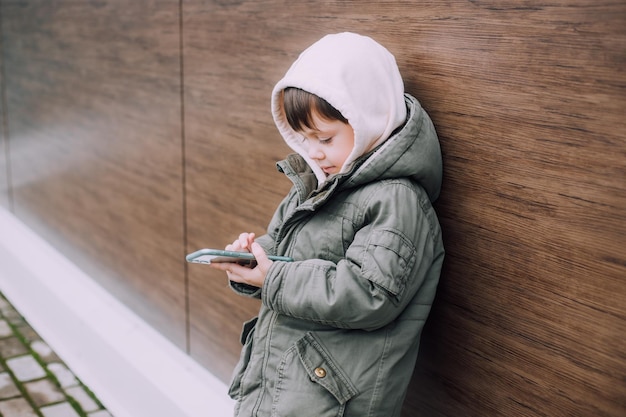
[
  {"left": 183, "top": 1, "right": 626, "bottom": 415},
  {"left": 399, "top": 2, "right": 626, "bottom": 416},
  {"left": 2, "top": 1, "right": 188, "bottom": 348},
  {"left": 1, "top": 0, "right": 624, "bottom": 416},
  {"left": 182, "top": 0, "right": 294, "bottom": 380},
  {"left": 0, "top": 45, "right": 8, "bottom": 209}
]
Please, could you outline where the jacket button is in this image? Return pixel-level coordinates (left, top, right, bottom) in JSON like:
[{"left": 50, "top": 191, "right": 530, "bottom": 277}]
[{"left": 314, "top": 367, "right": 327, "bottom": 378}]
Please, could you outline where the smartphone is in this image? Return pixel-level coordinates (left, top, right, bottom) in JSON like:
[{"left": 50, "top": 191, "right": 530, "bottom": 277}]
[{"left": 186, "top": 248, "right": 293, "bottom": 266}]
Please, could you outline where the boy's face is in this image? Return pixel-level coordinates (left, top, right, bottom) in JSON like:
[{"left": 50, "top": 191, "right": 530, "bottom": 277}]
[{"left": 298, "top": 112, "right": 355, "bottom": 177}]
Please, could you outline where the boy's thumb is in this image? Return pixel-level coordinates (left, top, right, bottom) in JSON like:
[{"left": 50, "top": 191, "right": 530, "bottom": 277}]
[{"left": 251, "top": 242, "right": 269, "bottom": 263}]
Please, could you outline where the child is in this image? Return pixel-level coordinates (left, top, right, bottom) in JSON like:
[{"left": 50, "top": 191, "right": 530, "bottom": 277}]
[{"left": 210, "top": 32, "right": 444, "bottom": 417}]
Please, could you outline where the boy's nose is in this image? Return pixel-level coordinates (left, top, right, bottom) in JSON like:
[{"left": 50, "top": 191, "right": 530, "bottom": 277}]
[{"left": 307, "top": 145, "right": 324, "bottom": 160}]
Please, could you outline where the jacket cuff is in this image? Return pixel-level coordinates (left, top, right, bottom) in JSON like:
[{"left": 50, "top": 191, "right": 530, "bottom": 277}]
[
  {"left": 229, "top": 281, "right": 262, "bottom": 298},
  {"left": 261, "top": 261, "right": 288, "bottom": 311}
]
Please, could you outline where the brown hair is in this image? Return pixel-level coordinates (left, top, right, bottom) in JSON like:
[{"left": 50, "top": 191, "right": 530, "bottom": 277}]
[{"left": 282, "top": 87, "right": 348, "bottom": 131}]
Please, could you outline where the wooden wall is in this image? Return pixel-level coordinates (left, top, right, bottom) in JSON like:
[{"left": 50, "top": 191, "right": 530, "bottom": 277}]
[
  {"left": 1, "top": 1, "right": 624, "bottom": 416},
  {"left": 0, "top": 39, "right": 8, "bottom": 208},
  {"left": 1, "top": 1, "right": 189, "bottom": 348}
]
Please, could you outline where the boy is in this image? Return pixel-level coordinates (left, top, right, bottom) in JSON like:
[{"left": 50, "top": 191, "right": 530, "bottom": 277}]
[{"left": 210, "top": 32, "right": 444, "bottom": 417}]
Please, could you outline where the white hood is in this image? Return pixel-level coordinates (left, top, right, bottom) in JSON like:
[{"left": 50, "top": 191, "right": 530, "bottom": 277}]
[{"left": 271, "top": 32, "right": 407, "bottom": 185}]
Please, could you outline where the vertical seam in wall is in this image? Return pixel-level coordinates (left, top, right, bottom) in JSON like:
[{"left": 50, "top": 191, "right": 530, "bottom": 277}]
[
  {"left": 0, "top": 0, "right": 14, "bottom": 212},
  {"left": 178, "top": 0, "right": 190, "bottom": 354}
]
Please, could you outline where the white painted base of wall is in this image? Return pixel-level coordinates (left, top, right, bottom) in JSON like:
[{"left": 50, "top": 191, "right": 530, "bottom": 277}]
[{"left": 0, "top": 206, "right": 234, "bottom": 417}]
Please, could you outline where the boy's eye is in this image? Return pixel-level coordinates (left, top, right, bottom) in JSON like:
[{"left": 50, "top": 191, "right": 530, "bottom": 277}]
[{"left": 296, "top": 131, "right": 333, "bottom": 145}]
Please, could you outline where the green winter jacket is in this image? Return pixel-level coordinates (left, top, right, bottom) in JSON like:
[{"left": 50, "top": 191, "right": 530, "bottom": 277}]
[{"left": 228, "top": 94, "right": 444, "bottom": 417}]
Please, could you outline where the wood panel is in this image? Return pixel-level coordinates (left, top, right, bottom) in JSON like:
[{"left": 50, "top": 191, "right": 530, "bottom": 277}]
[
  {"left": 402, "top": 3, "right": 626, "bottom": 416},
  {"left": 2, "top": 0, "right": 624, "bottom": 415},
  {"left": 184, "top": 1, "right": 626, "bottom": 416},
  {"left": 2, "top": 1, "right": 188, "bottom": 348},
  {"left": 0, "top": 43, "right": 9, "bottom": 209},
  {"left": 183, "top": 1, "right": 293, "bottom": 380}
]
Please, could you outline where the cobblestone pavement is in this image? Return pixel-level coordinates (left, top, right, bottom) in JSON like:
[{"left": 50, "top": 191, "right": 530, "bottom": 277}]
[{"left": 0, "top": 292, "right": 113, "bottom": 417}]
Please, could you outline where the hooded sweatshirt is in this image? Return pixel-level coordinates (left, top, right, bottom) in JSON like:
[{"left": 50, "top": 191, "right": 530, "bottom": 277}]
[
  {"left": 272, "top": 32, "right": 408, "bottom": 187},
  {"left": 228, "top": 33, "right": 444, "bottom": 417}
]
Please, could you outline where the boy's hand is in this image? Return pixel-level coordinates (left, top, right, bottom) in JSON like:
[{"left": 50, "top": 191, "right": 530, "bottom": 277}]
[
  {"left": 227, "top": 232, "right": 256, "bottom": 253},
  {"left": 209, "top": 234, "right": 272, "bottom": 288}
]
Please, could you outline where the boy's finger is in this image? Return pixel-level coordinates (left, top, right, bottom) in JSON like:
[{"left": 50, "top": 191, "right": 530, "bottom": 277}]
[
  {"left": 250, "top": 242, "right": 269, "bottom": 264},
  {"left": 238, "top": 233, "right": 248, "bottom": 247}
]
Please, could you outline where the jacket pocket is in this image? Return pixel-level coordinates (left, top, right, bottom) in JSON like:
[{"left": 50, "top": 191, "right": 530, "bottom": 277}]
[
  {"left": 361, "top": 228, "right": 416, "bottom": 303},
  {"left": 228, "top": 317, "right": 258, "bottom": 399},
  {"left": 271, "top": 332, "right": 359, "bottom": 417}
]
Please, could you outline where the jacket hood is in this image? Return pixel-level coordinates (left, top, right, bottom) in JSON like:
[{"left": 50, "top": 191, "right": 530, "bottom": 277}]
[
  {"left": 271, "top": 32, "right": 407, "bottom": 185},
  {"left": 278, "top": 94, "right": 443, "bottom": 203},
  {"left": 347, "top": 94, "right": 442, "bottom": 202}
]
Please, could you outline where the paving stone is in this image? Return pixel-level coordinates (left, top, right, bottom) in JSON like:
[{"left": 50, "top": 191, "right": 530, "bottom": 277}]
[
  {"left": 0, "top": 320, "right": 12, "bottom": 338},
  {"left": 30, "top": 340, "right": 63, "bottom": 365},
  {"left": 0, "top": 372, "right": 20, "bottom": 399},
  {"left": 24, "top": 378, "right": 66, "bottom": 407},
  {"left": 0, "top": 292, "right": 113, "bottom": 417},
  {"left": 40, "top": 401, "right": 81, "bottom": 417},
  {"left": 6, "top": 355, "right": 47, "bottom": 382},
  {"left": 0, "top": 297, "right": 11, "bottom": 314},
  {"left": 2, "top": 307, "right": 25, "bottom": 326},
  {"left": 15, "top": 324, "right": 41, "bottom": 344},
  {"left": 88, "top": 410, "right": 113, "bottom": 417},
  {"left": 31, "top": 340, "right": 52, "bottom": 357},
  {"left": 66, "top": 385, "right": 100, "bottom": 413},
  {"left": 47, "top": 363, "right": 78, "bottom": 388},
  {"left": 0, "top": 397, "right": 38, "bottom": 417},
  {"left": 31, "top": 340, "right": 61, "bottom": 363},
  {"left": 0, "top": 336, "right": 28, "bottom": 358}
]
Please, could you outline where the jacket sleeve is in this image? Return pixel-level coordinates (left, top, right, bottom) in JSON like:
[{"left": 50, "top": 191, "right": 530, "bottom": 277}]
[
  {"left": 261, "top": 181, "right": 442, "bottom": 331},
  {"left": 228, "top": 188, "right": 297, "bottom": 298}
]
